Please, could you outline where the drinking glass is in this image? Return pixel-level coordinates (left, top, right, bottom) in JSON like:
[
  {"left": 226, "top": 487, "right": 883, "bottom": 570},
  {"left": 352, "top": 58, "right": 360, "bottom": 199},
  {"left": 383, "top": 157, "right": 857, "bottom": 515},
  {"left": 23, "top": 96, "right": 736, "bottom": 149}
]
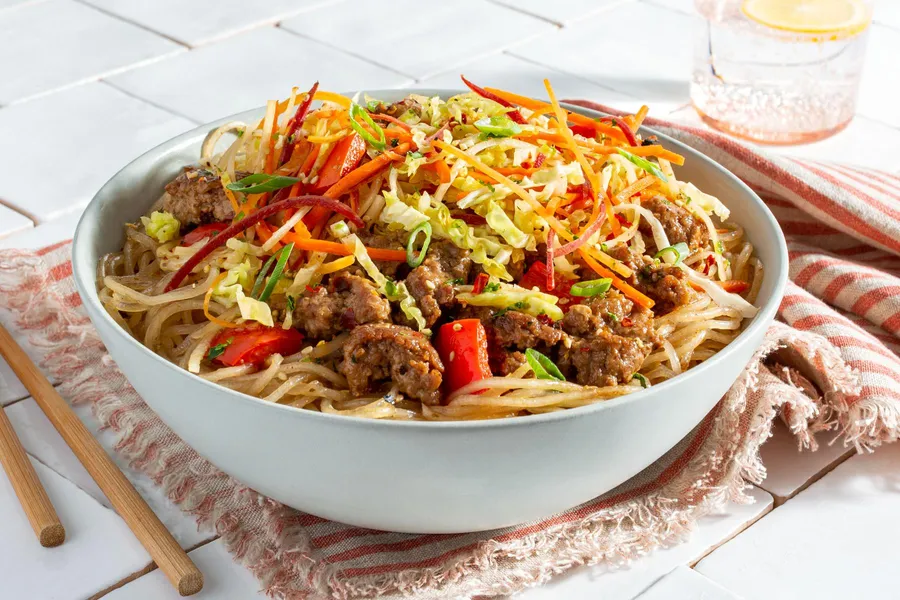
[{"left": 691, "top": 0, "right": 873, "bottom": 145}]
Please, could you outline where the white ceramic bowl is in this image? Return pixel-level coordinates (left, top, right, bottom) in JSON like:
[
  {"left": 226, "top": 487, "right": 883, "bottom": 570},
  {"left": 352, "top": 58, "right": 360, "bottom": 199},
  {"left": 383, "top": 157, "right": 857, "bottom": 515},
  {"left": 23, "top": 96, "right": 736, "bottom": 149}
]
[{"left": 72, "top": 90, "right": 787, "bottom": 534}]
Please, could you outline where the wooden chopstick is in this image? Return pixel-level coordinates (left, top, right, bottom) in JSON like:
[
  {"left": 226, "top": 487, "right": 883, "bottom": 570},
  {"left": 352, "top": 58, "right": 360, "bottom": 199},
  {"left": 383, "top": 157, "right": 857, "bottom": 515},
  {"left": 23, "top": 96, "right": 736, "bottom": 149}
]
[
  {"left": 0, "top": 324, "right": 203, "bottom": 596},
  {"left": 0, "top": 402, "right": 65, "bottom": 547}
]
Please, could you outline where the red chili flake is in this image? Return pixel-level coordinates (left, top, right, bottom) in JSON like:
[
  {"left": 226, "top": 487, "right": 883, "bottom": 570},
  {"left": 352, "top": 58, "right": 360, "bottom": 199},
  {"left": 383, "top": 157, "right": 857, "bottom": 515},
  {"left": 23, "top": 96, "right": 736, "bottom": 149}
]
[
  {"left": 305, "top": 285, "right": 322, "bottom": 295},
  {"left": 536, "top": 314, "right": 554, "bottom": 326},
  {"left": 621, "top": 317, "right": 633, "bottom": 327},
  {"left": 580, "top": 346, "right": 592, "bottom": 352},
  {"left": 606, "top": 232, "right": 616, "bottom": 241},
  {"left": 533, "top": 152, "right": 546, "bottom": 169},
  {"left": 703, "top": 254, "right": 716, "bottom": 275},
  {"left": 472, "top": 272, "right": 489, "bottom": 294}
]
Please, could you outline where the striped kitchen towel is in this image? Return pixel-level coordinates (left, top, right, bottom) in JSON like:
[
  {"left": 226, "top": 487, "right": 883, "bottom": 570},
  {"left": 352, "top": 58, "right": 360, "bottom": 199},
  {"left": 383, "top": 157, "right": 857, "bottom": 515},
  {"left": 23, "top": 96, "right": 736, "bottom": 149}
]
[{"left": 0, "top": 107, "right": 898, "bottom": 599}]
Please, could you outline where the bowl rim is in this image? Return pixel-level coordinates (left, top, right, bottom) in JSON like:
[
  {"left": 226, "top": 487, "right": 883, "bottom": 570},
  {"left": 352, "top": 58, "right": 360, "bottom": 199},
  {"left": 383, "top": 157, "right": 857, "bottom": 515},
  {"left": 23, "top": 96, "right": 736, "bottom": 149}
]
[{"left": 72, "top": 89, "right": 788, "bottom": 431}]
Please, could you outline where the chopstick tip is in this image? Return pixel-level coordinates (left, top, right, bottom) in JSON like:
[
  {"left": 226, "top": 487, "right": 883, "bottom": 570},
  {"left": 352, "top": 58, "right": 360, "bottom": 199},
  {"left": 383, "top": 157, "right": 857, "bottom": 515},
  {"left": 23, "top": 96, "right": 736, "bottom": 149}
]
[{"left": 39, "top": 523, "right": 65, "bottom": 547}]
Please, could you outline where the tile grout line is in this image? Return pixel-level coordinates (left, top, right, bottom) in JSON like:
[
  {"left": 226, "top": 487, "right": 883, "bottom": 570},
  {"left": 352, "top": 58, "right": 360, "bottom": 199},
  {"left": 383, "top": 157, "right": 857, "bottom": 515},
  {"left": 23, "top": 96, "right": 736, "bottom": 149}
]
[
  {"left": 273, "top": 23, "right": 418, "bottom": 82},
  {"left": 765, "top": 445, "right": 858, "bottom": 507},
  {"left": 688, "top": 487, "right": 776, "bottom": 568},
  {"left": 87, "top": 535, "right": 221, "bottom": 599},
  {"left": 97, "top": 80, "right": 200, "bottom": 126},
  {"left": 69, "top": 0, "right": 190, "bottom": 48}
]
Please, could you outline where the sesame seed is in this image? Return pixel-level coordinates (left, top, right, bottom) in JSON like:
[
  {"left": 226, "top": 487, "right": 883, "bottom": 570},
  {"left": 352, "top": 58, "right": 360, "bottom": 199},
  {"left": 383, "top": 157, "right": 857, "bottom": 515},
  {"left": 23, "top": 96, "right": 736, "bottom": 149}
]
[
  {"left": 452, "top": 323, "right": 463, "bottom": 332},
  {"left": 449, "top": 351, "right": 455, "bottom": 362}
]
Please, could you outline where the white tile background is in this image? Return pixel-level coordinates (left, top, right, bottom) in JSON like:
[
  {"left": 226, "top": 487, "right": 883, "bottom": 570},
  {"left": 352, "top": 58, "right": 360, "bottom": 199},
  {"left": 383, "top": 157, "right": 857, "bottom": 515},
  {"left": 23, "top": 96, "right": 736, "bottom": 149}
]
[{"left": 0, "top": 1, "right": 897, "bottom": 598}]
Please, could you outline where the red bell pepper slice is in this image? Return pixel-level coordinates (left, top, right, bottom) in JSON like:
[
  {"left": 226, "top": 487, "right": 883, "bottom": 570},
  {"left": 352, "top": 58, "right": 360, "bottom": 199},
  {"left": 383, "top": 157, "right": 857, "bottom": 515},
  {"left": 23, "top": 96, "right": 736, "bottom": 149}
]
[
  {"left": 181, "top": 222, "right": 229, "bottom": 246},
  {"left": 312, "top": 133, "right": 367, "bottom": 192},
  {"left": 519, "top": 262, "right": 579, "bottom": 310},
  {"left": 304, "top": 133, "right": 367, "bottom": 230},
  {"left": 434, "top": 319, "right": 492, "bottom": 393},
  {"left": 210, "top": 324, "right": 304, "bottom": 367}
]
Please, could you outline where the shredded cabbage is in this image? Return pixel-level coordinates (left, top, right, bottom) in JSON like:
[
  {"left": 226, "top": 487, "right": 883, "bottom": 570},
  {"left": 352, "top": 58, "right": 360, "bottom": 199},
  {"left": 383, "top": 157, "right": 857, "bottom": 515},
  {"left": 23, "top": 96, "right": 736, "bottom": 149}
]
[
  {"left": 211, "top": 260, "right": 253, "bottom": 307},
  {"left": 485, "top": 201, "right": 531, "bottom": 249},
  {"left": 457, "top": 284, "right": 564, "bottom": 321},
  {"left": 343, "top": 233, "right": 430, "bottom": 333},
  {"left": 141, "top": 211, "right": 180, "bottom": 244},
  {"left": 681, "top": 182, "right": 730, "bottom": 221},
  {"left": 236, "top": 289, "right": 274, "bottom": 327}
]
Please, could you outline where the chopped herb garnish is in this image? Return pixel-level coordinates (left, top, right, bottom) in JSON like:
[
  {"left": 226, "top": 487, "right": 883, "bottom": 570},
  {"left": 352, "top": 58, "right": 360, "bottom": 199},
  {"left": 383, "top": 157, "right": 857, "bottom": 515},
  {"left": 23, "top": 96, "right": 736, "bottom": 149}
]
[
  {"left": 716, "top": 240, "right": 725, "bottom": 254},
  {"left": 408, "top": 151, "right": 423, "bottom": 159},
  {"left": 446, "top": 278, "right": 464, "bottom": 285},
  {"left": 600, "top": 242, "right": 609, "bottom": 252},
  {"left": 606, "top": 311, "right": 619, "bottom": 323},
  {"left": 483, "top": 282, "right": 501, "bottom": 293},
  {"left": 484, "top": 182, "right": 496, "bottom": 192},
  {"left": 286, "top": 295, "right": 296, "bottom": 311},
  {"left": 233, "top": 211, "right": 245, "bottom": 221},
  {"left": 207, "top": 338, "right": 232, "bottom": 361},
  {"left": 366, "top": 99, "right": 382, "bottom": 112},
  {"left": 390, "top": 138, "right": 399, "bottom": 147},
  {"left": 632, "top": 373, "right": 649, "bottom": 388}
]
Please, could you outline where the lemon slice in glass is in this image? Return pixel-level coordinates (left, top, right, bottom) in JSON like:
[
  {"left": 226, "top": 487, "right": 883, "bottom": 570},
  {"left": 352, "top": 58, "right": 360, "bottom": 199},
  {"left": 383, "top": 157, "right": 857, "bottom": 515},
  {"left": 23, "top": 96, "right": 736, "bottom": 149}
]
[{"left": 741, "top": 0, "right": 871, "bottom": 38}]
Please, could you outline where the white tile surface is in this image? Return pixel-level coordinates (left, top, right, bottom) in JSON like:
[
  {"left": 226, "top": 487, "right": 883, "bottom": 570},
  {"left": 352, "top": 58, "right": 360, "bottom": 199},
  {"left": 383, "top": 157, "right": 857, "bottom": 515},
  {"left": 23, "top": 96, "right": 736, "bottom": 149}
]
[
  {"left": 635, "top": 566, "right": 743, "bottom": 600},
  {"left": 873, "top": 2, "right": 900, "bottom": 31},
  {"left": 0, "top": 205, "right": 32, "bottom": 239},
  {"left": 491, "top": 0, "right": 631, "bottom": 25},
  {"left": 669, "top": 104, "right": 900, "bottom": 171},
  {"left": 108, "top": 27, "right": 414, "bottom": 124},
  {"left": 696, "top": 444, "right": 900, "bottom": 600},
  {"left": 0, "top": 321, "right": 56, "bottom": 407},
  {"left": 516, "top": 487, "right": 773, "bottom": 600},
  {"left": 0, "top": 0, "right": 183, "bottom": 104},
  {"left": 643, "top": 0, "right": 696, "bottom": 15},
  {"left": 280, "top": 0, "right": 554, "bottom": 80},
  {"left": 757, "top": 421, "right": 855, "bottom": 503},
  {"left": 104, "top": 540, "right": 265, "bottom": 599},
  {"left": 422, "top": 52, "right": 649, "bottom": 114},
  {"left": 511, "top": 2, "right": 696, "bottom": 111},
  {"left": 82, "top": 0, "right": 342, "bottom": 46},
  {"left": 5, "top": 399, "right": 212, "bottom": 548},
  {"left": 0, "top": 454, "right": 151, "bottom": 599},
  {"left": 0, "top": 82, "right": 193, "bottom": 222},
  {"left": 858, "top": 24, "right": 900, "bottom": 129},
  {"left": 0, "top": 214, "right": 76, "bottom": 250}
]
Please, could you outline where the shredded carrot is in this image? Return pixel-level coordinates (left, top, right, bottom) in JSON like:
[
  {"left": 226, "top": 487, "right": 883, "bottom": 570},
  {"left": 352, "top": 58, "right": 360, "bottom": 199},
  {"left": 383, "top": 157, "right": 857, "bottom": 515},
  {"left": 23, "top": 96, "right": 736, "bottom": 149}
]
[
  {"left": 427, "top": 155, "right": 452, "bottom": 184},
  {"left": 516, "top": 132, "right": 684, "bottom": 165},
  {"left": 278, "top": 231, "right": 407, "bottom": 261},
  {"left": 720, "top": 280, "right": 750, "bottom": 294},
  {"left": 324, "top": 143, "right": 411, "bottom": 199},
  {"left": 616, "top": 175, "right": 656, "bottom": 204},
  {"left": 543, "top": 79, "right": 606, "bottom": 236},
  {"left": 632, "top": 105, "right": 649, "bottom": 130},
  {"left": 317, "top": 255, "right": 356, "bottom": 275},
  {"left": 218, "top": 172, "right": 242, "bottom": 214},
  {"left": 494, "top": 166, "right": 539, "bottom": 177},
  {"left": 254, "top": 222, "right": 282, "bottom": 252},
  {"left": 204, "top": 273, "right": 239, "bottom": 329},
  {"left": 485, "top": 87, "right": 628, "bottom": 143},
  {"left": 435, "top": 139, "right": 633, "bottom": 278},
  {"left": 299, "top": 145, "right": 320, "bottom": 176},
  {"left": 308, "top": 131, "right": 349, "bottom": 144},
  {"left": 578, "top": 248, "right": 654, "bottom": 309},
  {"left": 370, "top": 113, "right": 413, "bottom": 131},
  {"left": 604, "top": 191, "right": 620, "bottom": 235}
]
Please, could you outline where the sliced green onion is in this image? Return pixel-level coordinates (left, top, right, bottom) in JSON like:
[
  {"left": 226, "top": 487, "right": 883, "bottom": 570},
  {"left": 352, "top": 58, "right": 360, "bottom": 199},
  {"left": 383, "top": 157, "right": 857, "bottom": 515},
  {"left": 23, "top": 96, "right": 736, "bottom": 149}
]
[
  {"left": 632, "top": 373, "right": 649, "bottom": 388},
  {"left": 226, "top": 174, "right": 301, "bottom": 194},
  {"left": 366, "top": 99, "right": 382, "bottom": 112},
  {"left": 654, "top": 242, "right": 690, "bottom": 265},
  {"left": 570, "top": 278, "right": 613, "bottom": 297},
  {"left": 616, "top": 149, "right": 668, "bottom": 182},
  {"left": 286, "top": 295, "right": 296, "bottom": 311},
  {"left": 406, "top": 221, "right": 432, "bottom": 268},
  {"left": 483, "top": 282, "right": 501, "bottom": 293},
  {"left": 329, "top": 220, "right": 350, "bottom": 238},
  {"left": 258, "top": 243, "right": 294, "bottom": 303},
  {"left": 349, "top": 103, "right": 386, "bottom": 150},
  {"left": 251, "top": 253, "right": 280, "bottom": 299},
  {"left": 474, "top": 115, "right": 522, "bottom": 138},
  {"left": 525, "top": 348, "right": 565, "bottom": 381}
]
